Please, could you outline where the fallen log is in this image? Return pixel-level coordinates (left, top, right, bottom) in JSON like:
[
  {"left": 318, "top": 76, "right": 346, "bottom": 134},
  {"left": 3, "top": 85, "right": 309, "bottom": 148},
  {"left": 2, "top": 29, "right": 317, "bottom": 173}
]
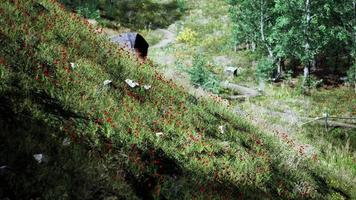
[
  {"left": 220, "top": 81, "right": 260, "bottom": 97},
  {"left": 300, "top": 117, "right": 356, "bottom": 129},
  {"left": 225, "top": 95, "right": 248, "bottom": 101}
]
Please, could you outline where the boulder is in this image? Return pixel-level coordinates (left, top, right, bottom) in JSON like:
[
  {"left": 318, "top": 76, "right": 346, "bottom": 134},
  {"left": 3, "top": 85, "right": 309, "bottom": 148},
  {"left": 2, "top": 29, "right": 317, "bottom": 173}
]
[
  {"left": 224, "top": 67, "right": 238, "bottom": 76},
  {"left": 110, "top": 32, "right": 149, "bottom": 59}
]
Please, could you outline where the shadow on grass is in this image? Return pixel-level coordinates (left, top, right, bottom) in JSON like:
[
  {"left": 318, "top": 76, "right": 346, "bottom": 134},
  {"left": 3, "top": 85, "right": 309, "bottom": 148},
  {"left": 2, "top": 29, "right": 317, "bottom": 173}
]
[
  {"left": 59, "top": 0, "right": 183, "bottom": 30},
  {"left": 0, "top": 96, "right": 137, "bottom": 199}
]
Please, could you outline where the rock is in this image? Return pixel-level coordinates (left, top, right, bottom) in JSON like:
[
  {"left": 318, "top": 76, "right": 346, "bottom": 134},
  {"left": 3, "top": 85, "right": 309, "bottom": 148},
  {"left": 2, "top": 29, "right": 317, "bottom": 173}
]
[
  {"left": 0, "top": 165, "right": 11, "bottom": 175},
  {"left": 103, "top": 80, "right": 112, "bottom": 86},
  {"left": 70, "top": 62, "right": 76, "bottom": 69},
  {"left": 156, "top": 132, "right": 164, "bottom": 137},
  {"left": 224, "top": 67, "right": 238, "bottom": 76},
  {"left": 218, "top": 125, "right": 226, "bottom": 134},
  {"left": 125, "top": 79, "right": 139, "bottom": 88},
  {"left": 143, "top": 85, "right": 152, "bottom": 90},
  {"left": 213, "top": 56, "right": 233, "bottom": 67},
  {"left": 62, "top": 138, "right": 71, "bottom": 146},
  {"left": 340, "top": 76, "right": 348, "bottom": 82},
  {"left": 110, "top": 33, "right": 149, "bottom": 59},
  {"left": 33, "top": 154, "right": 47, "bottom": 164}
]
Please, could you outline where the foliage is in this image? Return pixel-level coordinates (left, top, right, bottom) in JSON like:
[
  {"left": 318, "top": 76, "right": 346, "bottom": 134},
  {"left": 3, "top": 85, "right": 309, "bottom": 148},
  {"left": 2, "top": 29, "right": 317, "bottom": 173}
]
[
  {"left": 295, "top": 75, "right": 323, "bottom": 95},
  {"left": 76, "top": 6, "right": 100, "bottom": 20},
  {"left": 256, "top": 57, "right": 275, "bottom": 80},
  {"left": 58, "top": 0, "right": 182, "bottom": 29},
  {"left": 187, "top": 56, "right": 220, "bottom": 93},
  {"left": 227, "top": 0, "right": 355, "bottom": 80},
  {"left": 304, "top": 75, "right": 323, "bottom": 90},
  {"left": 176, "top": 0, "right": 186, "bottom": 13},
  {"left": 176, "top": 28, "right": 198, "bottom": 45},
  {"left": 0, "top": 0, "right": 354, "bottom": 199}
]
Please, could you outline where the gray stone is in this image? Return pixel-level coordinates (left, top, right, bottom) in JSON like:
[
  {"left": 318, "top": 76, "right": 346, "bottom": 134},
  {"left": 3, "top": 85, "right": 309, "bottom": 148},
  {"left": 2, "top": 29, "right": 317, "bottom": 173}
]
[{"left": 224, "top": 67, "right": 238, "bottom": 76}]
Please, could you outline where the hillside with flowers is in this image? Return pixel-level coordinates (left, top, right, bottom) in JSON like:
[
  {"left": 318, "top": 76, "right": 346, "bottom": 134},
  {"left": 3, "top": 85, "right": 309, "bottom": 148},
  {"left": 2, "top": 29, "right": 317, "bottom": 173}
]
[{"left": 0, "top": 0, "right": 354, "bottom": 199}]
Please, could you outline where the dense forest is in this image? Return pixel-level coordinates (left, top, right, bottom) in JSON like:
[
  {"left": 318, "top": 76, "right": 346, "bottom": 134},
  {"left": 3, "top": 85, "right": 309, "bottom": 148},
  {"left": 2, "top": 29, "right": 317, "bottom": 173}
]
[
  {"left": 228, "top": 0, "right": 355, "bottom": 85},
  {"left": 0, "top": 0, "right": 355, "bottom": 199}
]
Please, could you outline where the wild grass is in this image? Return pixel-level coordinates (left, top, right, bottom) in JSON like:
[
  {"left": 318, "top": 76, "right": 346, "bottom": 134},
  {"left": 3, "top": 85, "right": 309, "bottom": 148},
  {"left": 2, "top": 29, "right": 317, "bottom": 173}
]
[{"left": 0, "top": 0, "right": 354, "bottom": 199}]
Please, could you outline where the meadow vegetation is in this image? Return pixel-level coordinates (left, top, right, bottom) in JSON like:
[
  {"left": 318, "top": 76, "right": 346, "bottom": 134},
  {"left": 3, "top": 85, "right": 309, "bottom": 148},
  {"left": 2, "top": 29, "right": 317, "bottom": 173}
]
[{"left": 0, "top": 0, "right": 355, "bottom": 199}]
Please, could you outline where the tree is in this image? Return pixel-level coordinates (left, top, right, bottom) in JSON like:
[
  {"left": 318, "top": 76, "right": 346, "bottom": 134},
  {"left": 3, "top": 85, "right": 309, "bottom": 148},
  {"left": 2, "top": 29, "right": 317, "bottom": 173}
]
[{"left": 228, "top": 0, "right": 355, "bottom": 83}]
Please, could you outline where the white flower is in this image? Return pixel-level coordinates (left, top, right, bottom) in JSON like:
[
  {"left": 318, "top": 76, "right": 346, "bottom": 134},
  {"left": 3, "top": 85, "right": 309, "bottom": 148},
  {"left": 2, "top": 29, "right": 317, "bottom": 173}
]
[
  {"left": 218, "top": 125, "right": 226, "bottom": 134},
  {"left": 62, "top": 138, "right": 71, "bottom": 146},
  {"left": 103, "top": 80, "right": 112, "bottom": 86},
  {"left": 156, "top": 132, "right": 164, "bottom": 137},
  {"left": 125, "top": 79, "right": 139, "bottom": 88},
  {"left": 143, "top": 85, "right": 152, "bottom": 90},
  {"left": 33, "top": 154, "right": 44, "bottom": 163},
  {"left": 70, "top": 62, "right": 76, "bottom": 69}
]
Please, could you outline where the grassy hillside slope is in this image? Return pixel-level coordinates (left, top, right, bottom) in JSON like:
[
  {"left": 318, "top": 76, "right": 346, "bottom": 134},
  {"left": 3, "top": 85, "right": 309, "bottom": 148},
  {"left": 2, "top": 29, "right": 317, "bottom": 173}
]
[{"left": 0, "top": 0, "right": 354, "bottom": 199}]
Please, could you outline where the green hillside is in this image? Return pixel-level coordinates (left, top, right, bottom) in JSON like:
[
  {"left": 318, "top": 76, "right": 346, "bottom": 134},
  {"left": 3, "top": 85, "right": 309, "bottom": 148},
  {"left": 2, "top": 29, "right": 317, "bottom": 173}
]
[{"left": 0, "top": 0, "right": 354, "bottom": 199}]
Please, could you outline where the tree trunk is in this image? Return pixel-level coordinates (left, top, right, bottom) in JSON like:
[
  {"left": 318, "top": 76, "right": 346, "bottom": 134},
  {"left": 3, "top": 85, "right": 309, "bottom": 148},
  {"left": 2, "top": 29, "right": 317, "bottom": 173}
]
[
  {"left": 303, "top": 0, "right": 312, "bottom": 82},
  {"left": 304, "top": 65, "right": 310, "bottom": 81},
  {"left": 311, "top": 58, "right": 316, "bottom": 72},
  {"left": 353, "top": 1, "right": 356, "bottom": 93},
  {"left": 251, "top": 41, "right": 256, "bottom": 52},
  {"left": 277, "top": 57, "right": 283, "bottom": 75},
  {"left": 260, "top": 0, "right": 274, "bottom": 59}
]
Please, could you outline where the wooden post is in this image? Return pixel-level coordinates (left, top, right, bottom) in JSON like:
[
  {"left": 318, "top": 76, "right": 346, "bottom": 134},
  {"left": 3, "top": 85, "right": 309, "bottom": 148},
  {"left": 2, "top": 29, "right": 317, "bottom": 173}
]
[{"left": 323, "top": 113, "right": 329, "bottom": 132}]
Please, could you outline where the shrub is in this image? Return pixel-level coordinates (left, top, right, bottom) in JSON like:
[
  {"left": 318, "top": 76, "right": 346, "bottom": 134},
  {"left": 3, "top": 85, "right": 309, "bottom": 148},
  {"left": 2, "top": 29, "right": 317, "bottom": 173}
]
[
  {"left": 187, "top": 55, "right": 220, "bottom": 93},
  {"left": 295, "top": 75, "right": 323, "bottom": 95},
  {"left": 76, "top": 6, "right": 100, "bottom": 20},
  {"left": 59, "top": 0, "right": 182, "bottom": 29},
  {"left": 176, "top": 0, "right": 186, "bottom": 13},
  {"left": 177, "top": 28, "right": 198, "bottom": 45},
  {"left": 256, "top": 57, "right": 275, "bottom": 80},
  {"left": 305, "top": 75, "right": 323, "bottom": 89}
]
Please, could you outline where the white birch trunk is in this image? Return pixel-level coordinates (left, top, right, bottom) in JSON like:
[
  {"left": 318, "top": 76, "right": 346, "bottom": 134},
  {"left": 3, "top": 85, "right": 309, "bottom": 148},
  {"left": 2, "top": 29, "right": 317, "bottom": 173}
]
[
  {"left": 303, "top": 0, "right": 312, "bottom": 82},
  {"left": 353, "top": 1, "right": 356, "bottom": 93},
  {"left": 260, "top": 0, "right": 274, "bottom": 59}
]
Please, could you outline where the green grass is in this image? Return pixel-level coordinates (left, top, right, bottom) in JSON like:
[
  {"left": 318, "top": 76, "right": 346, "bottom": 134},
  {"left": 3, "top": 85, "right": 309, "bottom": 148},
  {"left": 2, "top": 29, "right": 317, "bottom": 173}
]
[
  {"left": 140, "top": 29, "right": 165, "bottom": 47},
  {"left": 0, "top": 0, "right": 355, "bottom": 199}
]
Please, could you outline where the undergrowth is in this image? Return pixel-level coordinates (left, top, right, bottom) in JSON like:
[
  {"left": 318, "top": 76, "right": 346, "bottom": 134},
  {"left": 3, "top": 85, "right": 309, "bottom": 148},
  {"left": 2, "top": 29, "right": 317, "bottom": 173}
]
[{"left": 0, "top": 0, "right": 354, "bottom": 199}]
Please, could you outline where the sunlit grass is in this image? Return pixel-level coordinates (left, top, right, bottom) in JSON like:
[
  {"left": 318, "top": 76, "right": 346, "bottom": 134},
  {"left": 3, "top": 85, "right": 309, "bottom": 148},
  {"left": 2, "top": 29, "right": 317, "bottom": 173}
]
[{"left": 0, "top": 0, "right": 354, "bottom": 199}]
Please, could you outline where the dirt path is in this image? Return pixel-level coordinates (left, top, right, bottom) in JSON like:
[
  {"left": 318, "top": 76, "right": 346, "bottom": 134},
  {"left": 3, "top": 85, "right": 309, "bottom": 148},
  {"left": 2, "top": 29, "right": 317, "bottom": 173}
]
[
  {"left": 151, "top": 29, "right": 175, "bottom": 49},
  {"left": 146, "top": 23, "right": 319, "bottom": 157}
]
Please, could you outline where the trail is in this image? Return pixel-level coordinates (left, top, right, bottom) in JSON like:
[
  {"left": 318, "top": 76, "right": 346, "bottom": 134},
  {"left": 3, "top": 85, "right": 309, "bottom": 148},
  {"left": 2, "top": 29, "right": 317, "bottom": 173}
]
[
  {"left": 94, "top": 8, "right": 321, "bottom": 159},
  {"left": 148, "top": 26, "right": 320, "bottom": 158},
  {"left": 151, "top": 29, "right": 175, "bottom": 49}
]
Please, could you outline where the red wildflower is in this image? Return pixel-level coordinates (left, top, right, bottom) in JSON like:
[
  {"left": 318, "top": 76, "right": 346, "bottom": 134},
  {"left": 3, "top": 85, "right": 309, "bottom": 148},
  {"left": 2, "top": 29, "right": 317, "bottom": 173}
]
[
  {"left": 43, "top": 69, "right": 49, "bottom": 77},
  {"left": 312, "top": 154, "right": 318, "bottom": 161},
  {"left": 106, "top": 117, "right": 112, "bottom": 124}
]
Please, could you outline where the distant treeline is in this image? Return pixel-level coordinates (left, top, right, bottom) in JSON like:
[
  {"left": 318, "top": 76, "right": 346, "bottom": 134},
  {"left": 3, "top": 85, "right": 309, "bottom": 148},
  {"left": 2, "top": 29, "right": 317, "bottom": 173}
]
[
  {"left": 227, "top": 0, "right": 355, "bottom": 82},
  {"left": 58, "top": 0, "right": 182, "bottom": 29}
]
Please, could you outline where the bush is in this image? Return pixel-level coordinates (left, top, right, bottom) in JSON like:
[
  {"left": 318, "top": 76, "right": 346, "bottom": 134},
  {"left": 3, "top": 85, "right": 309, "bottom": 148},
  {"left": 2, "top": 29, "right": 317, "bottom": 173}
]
[
  {"left": 177, "top": 28, "right": 198, "bottom": 45},
  {"left": 76, "top": 6, "right": 100, "bottom": 20},
  {"left": 295, "top": 75, "right": 323, "bottom": 95},
  {"left": 305, "top": 75, "right": 323, "bottom": 89},
  {"left": 256, "top": 57, "right": 275, "bottom": 80},
  {"left": 176, "top": 0, "right": 186, "bottom": 13},
  {"left": 187, "top": 55, "right": 220, "bottom": 93},
  {"left": 59, "top": 0, "right": 182, "bottom": 29}
]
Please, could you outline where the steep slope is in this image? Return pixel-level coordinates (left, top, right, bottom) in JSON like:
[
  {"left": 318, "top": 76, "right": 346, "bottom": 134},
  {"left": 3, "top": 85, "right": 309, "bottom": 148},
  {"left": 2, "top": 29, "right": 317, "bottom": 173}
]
[{"left": 0, "top": 0, "right": 354, "bottom": 199}]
